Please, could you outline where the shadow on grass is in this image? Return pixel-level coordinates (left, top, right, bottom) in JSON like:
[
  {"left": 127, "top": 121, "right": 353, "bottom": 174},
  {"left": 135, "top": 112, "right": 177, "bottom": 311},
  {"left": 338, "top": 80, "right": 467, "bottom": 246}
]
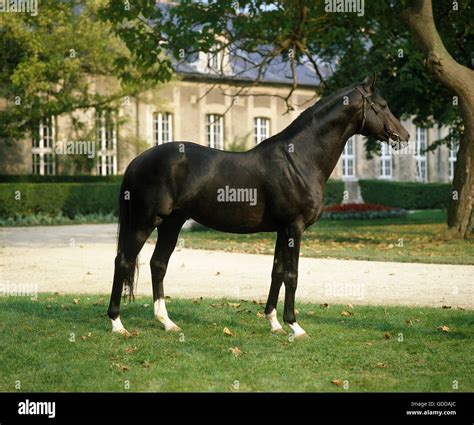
[{"left": 1, "top": 297, "right": 471, "bottom": 341}]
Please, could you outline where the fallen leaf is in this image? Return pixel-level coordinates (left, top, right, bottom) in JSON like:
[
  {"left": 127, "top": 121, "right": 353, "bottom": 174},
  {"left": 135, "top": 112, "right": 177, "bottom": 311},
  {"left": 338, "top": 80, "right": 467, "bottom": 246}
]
[
  {"left": 252, "top": 300, "right": 265, "bottom": 305},
  {"left": 437, "top": 325, "right": 450, "bottom": 332},
  {"left": 457, "top": 306, "right": 465, "bottom": 311},
  {"left": 256, "top": 312, "right": 265, "bottom": 318},
  {"left": 307, "top": 310, "right": 316, "bottom": 316},
  {"left": 141, "top": 361, "right": 152, "bottom": 368},
  {"left": 366, "top": 342, "right": 373, "bottom": 346},
  {"left": 346, "top": 304, "right": 353, "bottom": 309},
  {"left": 375, "top": 362, "right": 387, "bottom": 369},
  {"left": 46, "top": 304, "right": 52, "bottom": 309},
  {"left": 295, "top": 309, "right": 300, "bottom": 315},
  {"left": 125, "top": 346, "right": 138, "bottom": 354},
  {"left": 223, "top": 327, "right": 234, "bottom": 337},
  {"left": 113, "top": 363, "right": 129, "bottom": 372},
  {"left": 331, "top": 379, "right": 343, "bottom": 387},
  {"left": 80, "top": 332, "right": 92, "bottom": 341},
  {"left": 384, "top": 332, "right": 393, "bottom": 339},
  {"left": 226, "top": 302, "right": 241, "bottom": 308},
  {"left": 442, "top": 305, "right": 452, "bottom": 309},
  {"left": 142, "top": 304, "right": 150, "bottom": 308},
  {"left": 72, "top": 298, "right": 80, "bottom": 305},
  {"left": 405, "top": 320, "right": 413, "bottom": 326},
  {"left": 229, "top": 347, "right": 242, "bottom": 357},
  {"left": 125, "top": 330, "right": 140, "bottom": 338},
  {"left": 320, "top": 303, "right": 329, "bottom": 309},
  {"left": 340, "top": 310, "right": 353, "bottom": 317}
]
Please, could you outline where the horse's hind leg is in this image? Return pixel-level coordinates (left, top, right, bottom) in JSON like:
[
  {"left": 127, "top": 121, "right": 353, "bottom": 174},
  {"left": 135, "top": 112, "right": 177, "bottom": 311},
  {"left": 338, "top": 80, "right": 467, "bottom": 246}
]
[
  {"left": 108, "top": 227, "right": 152, "bottom": 335},
  {"left": 150, "top": 214, "right": 186, "bottom": 332}
]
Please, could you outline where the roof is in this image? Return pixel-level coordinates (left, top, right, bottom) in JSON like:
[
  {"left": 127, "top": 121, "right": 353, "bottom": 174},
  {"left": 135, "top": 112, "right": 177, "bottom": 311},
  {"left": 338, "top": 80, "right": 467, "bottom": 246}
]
[{"left": 174, "top": 52, "right": 325, "bottom": 87}]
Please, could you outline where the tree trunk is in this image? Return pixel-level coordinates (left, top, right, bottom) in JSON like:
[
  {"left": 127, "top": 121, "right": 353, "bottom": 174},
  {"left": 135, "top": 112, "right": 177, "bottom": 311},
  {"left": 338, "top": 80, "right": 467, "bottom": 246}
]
[{"left": 401, "top": 0, "right": 474, "bottom": 239}]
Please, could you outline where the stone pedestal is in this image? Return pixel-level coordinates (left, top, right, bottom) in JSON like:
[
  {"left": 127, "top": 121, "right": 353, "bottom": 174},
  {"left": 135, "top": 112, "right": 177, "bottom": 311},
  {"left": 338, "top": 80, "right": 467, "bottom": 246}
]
[{"left": 342, "top": 179, "right": 364, "bottom": 204}]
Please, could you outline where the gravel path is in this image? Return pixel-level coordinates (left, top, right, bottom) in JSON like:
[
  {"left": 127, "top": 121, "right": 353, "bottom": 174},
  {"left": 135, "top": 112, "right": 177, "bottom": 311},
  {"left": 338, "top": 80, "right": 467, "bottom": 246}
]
[{"left": 0, "top": 224, "right": 472, "bottom": 308}]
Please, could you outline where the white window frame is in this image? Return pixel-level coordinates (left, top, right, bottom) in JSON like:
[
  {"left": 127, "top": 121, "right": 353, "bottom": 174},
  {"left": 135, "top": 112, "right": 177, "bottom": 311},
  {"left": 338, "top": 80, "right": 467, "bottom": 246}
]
[
  {"left": 153, "top": 112, "right": 173, "bottom": 145},
  {"left": 206, "top": 114, "right": 224, "bottom": 150},
  {"left": 448, "top": 140, "right": 458, "bottom": 181},
  {"left": 415, "top": 127, "right": 427, "bottom": 182},
  {"left": 96, "top": 110, "right": 117, "bottom": 176},
  {"left": 207, "top": 42, "right": 224, "bottom": 72},
  {"left": 254, "top": 117, "right": 270, "bottom": 145},
  {"left": 342, "top": 136, "right": 356, "bottom": 179},
  {"left": 32, "top": 117, "right": 55, "bottom": 175},
  {"left": 379, "top": 143, "right": 393, "bottom": 179}
]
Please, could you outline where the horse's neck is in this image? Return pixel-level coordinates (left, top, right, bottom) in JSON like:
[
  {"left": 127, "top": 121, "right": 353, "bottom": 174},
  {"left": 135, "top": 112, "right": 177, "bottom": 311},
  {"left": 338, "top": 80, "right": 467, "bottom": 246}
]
[{"left": 290, "top": 101, "right": 360, "bottom": 183}]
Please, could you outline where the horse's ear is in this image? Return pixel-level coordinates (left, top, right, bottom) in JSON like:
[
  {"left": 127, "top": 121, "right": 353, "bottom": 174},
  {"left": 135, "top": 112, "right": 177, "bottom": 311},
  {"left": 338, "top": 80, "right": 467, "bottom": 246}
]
[{"left": 362, "top": 74, "right": 376, "bottom": 92}]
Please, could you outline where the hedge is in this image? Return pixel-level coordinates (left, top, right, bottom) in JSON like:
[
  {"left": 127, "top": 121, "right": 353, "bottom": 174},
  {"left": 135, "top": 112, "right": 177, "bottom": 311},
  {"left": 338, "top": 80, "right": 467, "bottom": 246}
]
[
  {"left": 0, "top": 174, "right": 123, "bottom": 183},
  {"left": 0, "top": 183, "right": 120, "bottom": 218},
  {"left": 323, "top": 179, "right": 344, "bottom": 205},
  {"left": 359, "top": 180, "right": 451, "bottom": 210}
]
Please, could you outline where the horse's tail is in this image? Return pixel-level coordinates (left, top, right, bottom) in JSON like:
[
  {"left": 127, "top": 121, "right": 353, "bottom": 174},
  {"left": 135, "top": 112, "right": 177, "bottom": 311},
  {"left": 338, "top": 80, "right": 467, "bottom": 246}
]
[{"left": 116, "top": 175, "right": 139, "bottom": 302}]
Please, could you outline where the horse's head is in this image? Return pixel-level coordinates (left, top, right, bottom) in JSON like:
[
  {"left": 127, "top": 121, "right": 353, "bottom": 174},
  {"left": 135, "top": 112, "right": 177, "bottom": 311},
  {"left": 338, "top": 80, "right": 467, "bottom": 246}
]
[{"left": 355, "top": 75, "right": 410, "bottom": 149}]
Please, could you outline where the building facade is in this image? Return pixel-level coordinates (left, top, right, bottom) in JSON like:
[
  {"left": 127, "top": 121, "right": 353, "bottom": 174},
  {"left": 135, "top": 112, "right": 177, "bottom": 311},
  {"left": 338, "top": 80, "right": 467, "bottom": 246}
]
[{"left": 0, "top": 59, "right": 457, "bottom": 184}]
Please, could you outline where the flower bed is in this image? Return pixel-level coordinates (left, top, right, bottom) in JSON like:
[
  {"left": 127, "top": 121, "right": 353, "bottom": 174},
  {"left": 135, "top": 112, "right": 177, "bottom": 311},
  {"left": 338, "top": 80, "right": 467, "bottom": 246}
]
[{"left": 322, "top": 203, "right": 407, "bottom": 220}]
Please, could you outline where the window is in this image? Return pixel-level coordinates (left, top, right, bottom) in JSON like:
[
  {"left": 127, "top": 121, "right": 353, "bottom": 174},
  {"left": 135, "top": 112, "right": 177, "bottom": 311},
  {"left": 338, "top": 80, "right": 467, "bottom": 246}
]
[
  {"left": 207, "top": 42, "right": 224, "bottom": 71},
  {"left": 96, "top": 110, "right": 117, "bottom": 176},
  {"left": 415, "top": 127, "right": 427, "bottom": 182},
  {"left": 342, "top": 136, "right": 356, "bottom": 179},
  {"left": 379, "top": 143, "right": 393, "bottom": 179},
  {"left": 254, "top": 117, "right": 270, "bottom": 145},
  {"left": 206, "top": 114, "right": 224, "bottom": 150},
  {"left": 153, "top": 112, "right": 173, "bottom": 145},
  {"left": 32, "top": 117, "right": 55, "bottom": 175},
  {"left": 448, "top": 140, "right": 458, "bottom": 181}
]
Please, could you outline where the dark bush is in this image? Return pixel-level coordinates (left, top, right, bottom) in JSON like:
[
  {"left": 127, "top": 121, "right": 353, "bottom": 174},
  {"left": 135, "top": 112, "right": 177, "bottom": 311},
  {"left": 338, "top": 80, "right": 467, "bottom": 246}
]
[
  {"left": 0, "top": 174, "right": 123, "bottom": 183},
  {"left": 0, "top": 183, "right": 120, "bottom": 218},
  {"left": 359, "top": 180, "right": 451, "bottom": 210},
  {"left": 324, "top": 179, "right": 344, "bottom": 205}
]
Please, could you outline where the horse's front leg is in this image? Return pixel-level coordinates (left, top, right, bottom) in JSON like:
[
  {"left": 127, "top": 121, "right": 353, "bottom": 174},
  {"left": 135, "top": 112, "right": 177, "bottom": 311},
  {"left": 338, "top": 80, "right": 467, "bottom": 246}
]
[
  {"left": 264, "top": 230, "right": 286, "bottom": 334},
  {"left": 282, "top": 222, "right": 308, "bottom": 338}
]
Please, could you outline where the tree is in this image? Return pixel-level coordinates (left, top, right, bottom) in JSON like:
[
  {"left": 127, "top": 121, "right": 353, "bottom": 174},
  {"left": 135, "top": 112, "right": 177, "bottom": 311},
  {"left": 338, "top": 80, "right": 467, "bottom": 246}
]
[
  {"left": 0, "top": 0, "right": 165, "bottom": 147},
  {"left": 102, "top": 0, "right": 472, "bottom": 237},
  {"left": 401, "top": 0, "right": 473, "bottom": 238}
]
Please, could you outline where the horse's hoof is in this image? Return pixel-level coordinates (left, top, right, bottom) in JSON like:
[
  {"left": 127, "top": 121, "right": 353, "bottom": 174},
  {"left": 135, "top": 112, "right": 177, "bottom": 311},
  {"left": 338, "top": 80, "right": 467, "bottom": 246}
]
[
  {"left": 294, "top": 332, "right": 309, "bottom": 339},
  {"left": 165, "top": 324, "right": 182, "bottom": 332},
  {"left": 271, "top": 327, "right": 286, "bottom": 335},
  {"left": 113, "top": 328, "right": 131, "bottom": 337}
]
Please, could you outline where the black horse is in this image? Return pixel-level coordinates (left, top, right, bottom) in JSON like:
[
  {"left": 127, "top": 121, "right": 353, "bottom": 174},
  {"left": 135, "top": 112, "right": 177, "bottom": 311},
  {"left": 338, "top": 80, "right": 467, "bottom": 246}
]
[{"left": 107, "top": 75, "right": 410, "bottom": 338}]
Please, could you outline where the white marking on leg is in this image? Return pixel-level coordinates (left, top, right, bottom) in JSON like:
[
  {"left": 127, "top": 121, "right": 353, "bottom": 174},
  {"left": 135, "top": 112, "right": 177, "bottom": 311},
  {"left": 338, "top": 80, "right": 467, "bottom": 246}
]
[
  {"left": 288, "top": 322, "right": 308, "bottom": 338},
  {"left": 111, "top": 316, "right": 130, "bottom": 336},
  {"left": 154, "top": 298, "right": 181, "bottom": 332},
  {"left": 266, "top": 308, "right": 284, "bottom": 333}
]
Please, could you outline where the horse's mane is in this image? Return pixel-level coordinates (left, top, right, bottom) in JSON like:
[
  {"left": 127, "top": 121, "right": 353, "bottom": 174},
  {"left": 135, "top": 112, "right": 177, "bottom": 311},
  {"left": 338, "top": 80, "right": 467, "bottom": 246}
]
[{"left": 258, "top": 82, "right": 359, "bottom": 145}]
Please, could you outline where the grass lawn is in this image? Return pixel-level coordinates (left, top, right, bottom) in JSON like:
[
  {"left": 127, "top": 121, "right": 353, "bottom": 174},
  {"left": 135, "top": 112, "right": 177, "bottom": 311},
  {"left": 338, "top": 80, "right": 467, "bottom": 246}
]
[
  {"left": 1, "top": 293, "right": 472, "bottom": 392},
  {"left": 177, "top": 210, "right": 474, "bottom": 265}
]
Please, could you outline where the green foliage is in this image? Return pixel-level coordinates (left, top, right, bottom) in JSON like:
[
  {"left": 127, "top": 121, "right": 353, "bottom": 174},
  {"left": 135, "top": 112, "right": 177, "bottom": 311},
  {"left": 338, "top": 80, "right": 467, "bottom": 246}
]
[
  {"left": 323, "top": 179, "right": 344, "bottom": 205},
  {"left": 359, "top": 180, "right": 451, "bottom": 210},
  {"left": 0, "top": 212, "right": 116, "bottom": 226},
  {"left": 0, "top": 183, "right": 120, "bottom": 218},
  {"left": 0, "top": 174, "right": 123, "bottom": 183},
  {"left": 0, "top": 0, "right": 166, "bottom": 143},
  {"left": 102, "top": 0, "right": 472, "bottom": 153}
]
